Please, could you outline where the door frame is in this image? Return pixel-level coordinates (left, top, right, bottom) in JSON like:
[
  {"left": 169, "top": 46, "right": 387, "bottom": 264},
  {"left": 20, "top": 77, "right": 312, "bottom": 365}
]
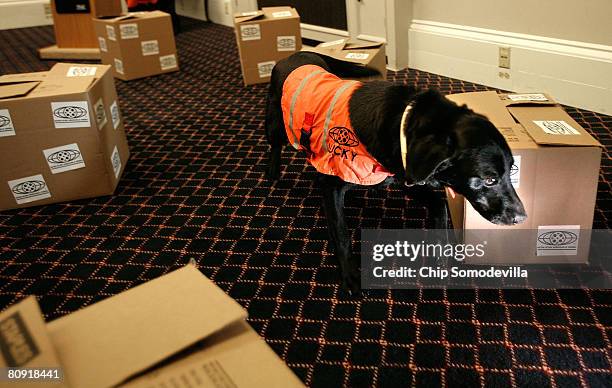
[{"left": 299, "top": 0, "right": 410, "bottom": 70}]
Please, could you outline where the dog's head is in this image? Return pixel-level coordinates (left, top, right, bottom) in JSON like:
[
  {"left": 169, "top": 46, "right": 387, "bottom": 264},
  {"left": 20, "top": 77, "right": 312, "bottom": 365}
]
[{"left": 405, "top": 90, "right": 526, "bottom": 225}]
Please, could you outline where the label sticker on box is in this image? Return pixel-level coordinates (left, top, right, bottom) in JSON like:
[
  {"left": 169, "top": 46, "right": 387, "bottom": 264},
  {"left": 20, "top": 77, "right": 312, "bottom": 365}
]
[
  {"left": 94, "top": 98, "right": 107, "bottom": 129},
  {"left": 120, "top": 23, "right": 139, "bottom": 39},
  {"left": 345, "top": 52, "right": 369, "bottom": 60},
  {"left": 43, "top": 143, "right": 86, "bottom": 174},
  {"left": 160, "top": 54, "right": 178, "bottom": 70},
  {"left": 257, "top": 61, "right": 275, "bottom": 78},
  {"left": 51, "top": 101, "right": 90, "bottom": 128},
  {"left": 533, "top": 120, "right": 580, "bottom": 135},
  {"left": 240, "top": 11, "right": 259, "bottom": 16},
  {"left": 507, "top": 93, "right": 548, "bottom": 102},
  {"left": 240, "top": 24, "right": 261, "bottom": 41},
  {"left": 66, "top": 66, "right": 97, "bottom": 77},
  {"left": 106, "top": 25, "right": 116, "bottom": 41},
  {"left": 277, "top": 36, "right": 296, "bottom": 52},
  {"left": 114, "top": 58, "right": 124, "bottom": 74},
  {"left": 110, "top": 100, "right": 120, "bottom": 130},
  {"left": 510, "top": 155, "right": 521, "bottom": 188},
  {"left": 141, "top": 40, "right": 159, "bottom": 56},
  {"left": 98, "top": 37, "right": 107, "bottom": 52},
  {"left": 8, "top": 174, "right": 51, "bottom": 205},
  {"left": 0, "top": 311, "right": 40, "bottom": 366},
  {"left": 537, "top": 225, "right": 580, "bottom": 256},
  {"left": 111, "top": 146, "right": 122, "bottom": 179},
  {"left": 0, "top": 109, "right": 16, "bottom": 137},
  {"left": 272, "top": 11, "right": 292, "bottom": 18},
  {"left": 320, "top": 39, "right": 346, "bottom": 47}
]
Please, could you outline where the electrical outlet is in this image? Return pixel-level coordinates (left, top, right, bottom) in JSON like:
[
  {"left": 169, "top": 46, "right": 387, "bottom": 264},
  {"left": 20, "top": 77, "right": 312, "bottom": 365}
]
[
  {"left": 498, "top": 71, "right": 511, "bottom": 79},
  {"left": 224, "top": 0, "right": 230, "bottom": 15},
  {"left": 43, "top": 3, "right": 52, "bottom": 20},
  {"left": 499, "top": 47, "right": 511, "bottom": 69}
]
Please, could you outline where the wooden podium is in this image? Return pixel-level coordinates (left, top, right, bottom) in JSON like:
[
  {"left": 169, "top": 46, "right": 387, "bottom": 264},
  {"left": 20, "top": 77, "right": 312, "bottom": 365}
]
[{"left": 40, "top": 0, "right": 123, "bottom": 60}]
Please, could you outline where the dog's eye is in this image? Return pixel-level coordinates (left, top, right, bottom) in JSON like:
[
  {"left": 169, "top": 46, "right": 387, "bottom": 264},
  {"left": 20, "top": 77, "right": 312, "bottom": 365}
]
[{"left": 483, "top": 177, "right": 498, "bottom": 187}]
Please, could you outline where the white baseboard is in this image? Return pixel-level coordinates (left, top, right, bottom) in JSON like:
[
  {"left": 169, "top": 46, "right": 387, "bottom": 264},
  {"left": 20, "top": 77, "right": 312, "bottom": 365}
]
[
  {"left": 409, "top": 20, "right": 612, "bottom": 115},
  {"left": 0, "top": 0, "right": 53, "bottom": 30}
]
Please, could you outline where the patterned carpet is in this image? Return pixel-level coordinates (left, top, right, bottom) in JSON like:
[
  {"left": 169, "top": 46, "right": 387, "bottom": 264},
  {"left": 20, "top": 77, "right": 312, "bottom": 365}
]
[{"left": 1, "top": 18, "right": 611, "bottom": 388}]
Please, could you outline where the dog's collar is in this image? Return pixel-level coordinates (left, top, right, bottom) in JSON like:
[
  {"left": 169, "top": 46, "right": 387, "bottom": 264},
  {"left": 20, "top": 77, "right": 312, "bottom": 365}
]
[{"left": 399, "top": 102, "right": 413, "bottom": 171}]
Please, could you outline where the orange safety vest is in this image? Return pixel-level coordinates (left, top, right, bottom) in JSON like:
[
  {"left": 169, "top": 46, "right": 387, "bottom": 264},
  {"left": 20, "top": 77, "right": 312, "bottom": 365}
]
[{"left": 281, "top": 65, "right": 393, "bottom": 185}]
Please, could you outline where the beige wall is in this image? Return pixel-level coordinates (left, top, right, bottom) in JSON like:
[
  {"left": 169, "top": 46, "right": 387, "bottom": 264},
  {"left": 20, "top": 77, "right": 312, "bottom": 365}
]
[{"left": 413, "top": 0, "right": 612, "bottom": 46}]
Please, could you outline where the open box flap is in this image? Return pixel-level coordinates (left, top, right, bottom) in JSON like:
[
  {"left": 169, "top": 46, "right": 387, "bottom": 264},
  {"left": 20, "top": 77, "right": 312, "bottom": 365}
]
[
  {"left": 46, "top": 265, "right": 247, "bottom": 388},
  {"left": 234, "top": 10, "right": 265, "bottom": 23},
  {"left": 262, "top": 6, "right": 298, "bottom": 19},
  {"left": 122, "top": 321, "right": 305, "bottom": 388},
  {"left": 448, "top": 91, "right": 602, "bottom": 147},
  {"left": 498, "top": 93, "right": 557, "bottom": 106},
  {"left": 316, "top": 39, "right": 348, "bottom": 50},
  {"left": 0, "top": 71, "right": 48, "bottom": 83},
  {"left": 446, "top": 91, "right": 516, "bottom": 127},
  {"left": 508, "top": 106, "right": 602, "bottom": 147},
  {"left": 344, "top": 40, "right": 384, "bottom": 50},
  {"left": 28, "top": 77, "right": 97, "bottom": 98},
  {"left": 304, "top": 48, "right": 377, "bottom": 67},
  {"left": 0, "top": 81, "right": 41, "bottom": 99}
]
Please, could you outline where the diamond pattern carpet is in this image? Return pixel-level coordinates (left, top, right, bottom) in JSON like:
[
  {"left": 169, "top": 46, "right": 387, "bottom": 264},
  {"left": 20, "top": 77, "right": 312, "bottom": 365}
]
[{"left": 1, "top": 18, "right": 611, "bottom": 388}]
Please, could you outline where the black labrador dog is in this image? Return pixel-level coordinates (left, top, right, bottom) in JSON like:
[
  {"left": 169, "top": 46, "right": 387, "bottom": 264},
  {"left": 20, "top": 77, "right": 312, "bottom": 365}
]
[{"left": 264, "top": 52, "right": 526, "bottom": 294}]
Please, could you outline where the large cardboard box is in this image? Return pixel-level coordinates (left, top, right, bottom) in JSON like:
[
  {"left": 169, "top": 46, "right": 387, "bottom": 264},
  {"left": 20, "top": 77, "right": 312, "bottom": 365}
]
[
  {"left": 0, "top": 63, "right": 130, "bottom": 211},
  {"left": 0, "top": 265, "right": 305, "bottom": 388},
  {"left": 93, "top": 11, "right": 179, "bottom": 81},
  {"left": 304, "top": 39, "right": 387, "bottom": 81},
  {"left": 234, "top": 7, "right": 302, "bottom": 85},
  {"left": 445, "top": 91, "right": 602, "bottom": 264}
]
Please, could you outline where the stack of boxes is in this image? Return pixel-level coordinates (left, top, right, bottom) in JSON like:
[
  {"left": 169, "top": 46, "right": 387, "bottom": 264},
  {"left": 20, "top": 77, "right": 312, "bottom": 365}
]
[{"left": 93, "top": 11, "right": 179, "bottom": 80}]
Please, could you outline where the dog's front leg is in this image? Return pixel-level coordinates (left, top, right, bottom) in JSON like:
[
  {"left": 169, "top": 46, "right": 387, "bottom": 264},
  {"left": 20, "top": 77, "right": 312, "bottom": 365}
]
[{"left": 319, "top": 175, "right": 360, "bottom": 295}]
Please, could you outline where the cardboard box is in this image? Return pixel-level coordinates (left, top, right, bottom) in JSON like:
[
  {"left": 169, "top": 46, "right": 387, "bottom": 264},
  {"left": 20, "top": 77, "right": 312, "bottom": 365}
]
[
  {"left": 93, "top": 12, "right": 179, "bottom": 81},
  {"left": 445, "top": 91, "right": 602, "bottom": 263},
  {"left": 234, "top": 7, "right": 302, "bottom": 85},
  {"left": 0, "top": 265, "right": 305, "bottom": 388},
  {"left": 0, "top": 63, "right": 130, "bottom": 211},
  {"left": 304, "top": 39, "right": 387, "bottom": 81}
]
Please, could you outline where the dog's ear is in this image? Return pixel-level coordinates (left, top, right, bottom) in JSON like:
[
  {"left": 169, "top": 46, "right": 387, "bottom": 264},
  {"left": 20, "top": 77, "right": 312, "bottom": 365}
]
[{"left": 405, "top": 133, "right": 454, "bottom": 184}]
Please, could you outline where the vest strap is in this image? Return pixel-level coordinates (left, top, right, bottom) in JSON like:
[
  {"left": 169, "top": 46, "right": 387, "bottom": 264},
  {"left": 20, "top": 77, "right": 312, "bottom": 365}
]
[{"left": 288, "top": 70, "right": 323, "bottom": 149}]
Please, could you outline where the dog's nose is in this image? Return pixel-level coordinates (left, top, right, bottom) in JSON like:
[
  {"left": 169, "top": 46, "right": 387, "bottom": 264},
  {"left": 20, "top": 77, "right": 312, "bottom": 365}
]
[{"left": 512, "top": 213, "right": 527, "bottom": 225}]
